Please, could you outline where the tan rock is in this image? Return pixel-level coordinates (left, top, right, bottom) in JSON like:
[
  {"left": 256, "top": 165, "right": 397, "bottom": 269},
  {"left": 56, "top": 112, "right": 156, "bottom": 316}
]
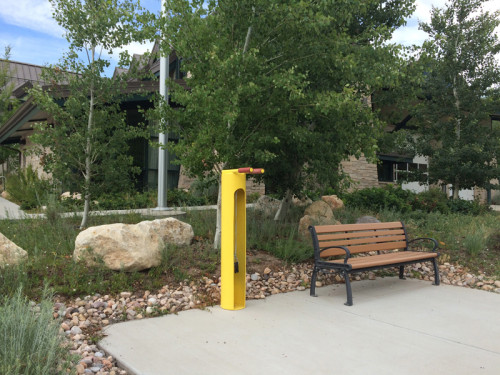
[
  {"left": 292, "top": 196, "right": 312, "bottom": 207},
  {"left": 73, "top": 218, "right": 194, "bottom": 272},
  {"left": 0, "top": 232, "right": 28, "bottom": 267},
  {"left": 304, "top": 200, "right": 334, "bottom": 221},
  {"left": 298, "top": 200, "right": 340, "bottom": 237},
  {"left": 321, "top": 195, "right": 344, "bottom": 211}
]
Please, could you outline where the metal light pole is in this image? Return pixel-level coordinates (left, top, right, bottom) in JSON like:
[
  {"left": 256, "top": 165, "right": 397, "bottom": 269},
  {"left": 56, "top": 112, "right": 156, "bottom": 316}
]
[{"left": 156, "top": 0, "right": 169, "bottom": 210}]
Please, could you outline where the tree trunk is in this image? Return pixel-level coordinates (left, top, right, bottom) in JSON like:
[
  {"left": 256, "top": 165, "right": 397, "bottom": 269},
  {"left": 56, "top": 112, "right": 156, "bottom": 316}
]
[
  {"left": 452, "top": 180, "right": 460, "bottom": 200},
  {"left": 213, "top": 180, "right": 222, "bottom": 250},
  {"left": 80, "top": 47, "right": 95, "bottom": 229},
  {"left": 451, "top": 35, "right": 461, "bottom": 202},
  {"left": 274, "top": 189, "right": 293, "bottom": 221}
]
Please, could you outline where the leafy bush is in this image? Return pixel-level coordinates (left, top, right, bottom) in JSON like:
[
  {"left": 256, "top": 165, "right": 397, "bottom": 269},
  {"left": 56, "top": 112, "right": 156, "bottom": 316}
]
[
  {"left": 341, "top": 185, "right": 489, "bottom": 215},
  {"left": 341, "top": 185, "right": 414, "bottom": 213},
  {"left": 411, "top": 188, "right": 450, "bottom": 213},
  {"left": 447, "top": 198, "right": 487, "bottom": 215},
  {"left": 190, "top": 176, "right": 219, "bottom": 205},
  {"left": 5, "top": 166, "right": 52, "bottom": 210},
  {"left": 167, "top": 188, "right": 207, "bottom": 207},
  {"left": 0, "top": 288, "right": 75, "bottom": 375}
]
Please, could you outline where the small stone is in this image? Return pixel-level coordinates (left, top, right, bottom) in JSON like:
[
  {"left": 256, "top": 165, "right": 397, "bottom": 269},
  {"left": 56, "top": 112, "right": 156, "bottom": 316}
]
[
  {"left": 250, "top": 273, "right": 261, "bottom": 281},
  {"left": 120, "top": 292, "right": 132, "bottom": 298},
  {"left": 263, "top": 267, "right": 272, "bottom": 275},
  {"left": 315, "top": 281, "right": 323, "bottom": 287},
  {"left": 70, "top": 326, "right": 82, "bottom": 335}
]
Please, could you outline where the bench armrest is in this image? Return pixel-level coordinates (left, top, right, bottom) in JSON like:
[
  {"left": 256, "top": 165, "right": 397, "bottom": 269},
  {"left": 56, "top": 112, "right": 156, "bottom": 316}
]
[
  {"left": 319, "top": 246, "right": 352, "bottom": 264},
  {"left": 407, "top": 237, "right": 439, "bottom": 252}
]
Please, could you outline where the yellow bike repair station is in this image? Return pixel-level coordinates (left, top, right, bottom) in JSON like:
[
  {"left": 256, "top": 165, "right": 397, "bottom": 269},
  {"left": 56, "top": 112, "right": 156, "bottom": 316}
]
[{"left": 220, "top": 167, "right": 264, "bottom": 311}]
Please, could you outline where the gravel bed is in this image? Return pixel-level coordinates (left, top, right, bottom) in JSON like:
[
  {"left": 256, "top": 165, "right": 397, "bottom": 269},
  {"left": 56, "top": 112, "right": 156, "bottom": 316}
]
[{"left": 53, "top": 261, "right": 500, "bottom": 374}]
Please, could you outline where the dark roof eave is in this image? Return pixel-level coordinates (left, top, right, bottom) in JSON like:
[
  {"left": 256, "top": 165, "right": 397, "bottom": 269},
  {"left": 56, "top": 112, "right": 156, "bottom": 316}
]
[{"left": 0, "top": 97, "right": 39, "bottom": 144}]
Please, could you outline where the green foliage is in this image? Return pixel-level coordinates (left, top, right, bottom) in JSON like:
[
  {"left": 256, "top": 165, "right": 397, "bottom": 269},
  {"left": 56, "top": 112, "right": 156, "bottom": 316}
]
[
  {"left": 158, "top": 0, "right": 415, "bottom": 199},
  {"left": 5, "top": 166, "right": 52, "bottom": 210},
  {"left": 167, "top": 188, "right": 207, "bottom": 207},
  {"left": 0, "top": 45, "right": 19, "bottom": 124},
  {"left": 463, "top": 224, "right": 488, "bottom": 257},
  {"left": 0, "top": 288, "right": 75, "bottom": 375},
  {"left": 341, "top": 185, "right": 414, "bottom": 213},
  {"left": 447, "top": 198, "right": 487, "bottom": 215},
  {"left": 407, "top": 0, "right": 500, "bottom": 196},
  {"left": 93, "top": 191, "right": 157, "bottom": 210},
  {"left": 189, "top": 177, "right": 219, "bottom": 205},
  {"left": 411, "top": 188, "right": 450, "bottom": 213},
  {"left": 341, "top": 185, "right": 490, "bottom": 215}
]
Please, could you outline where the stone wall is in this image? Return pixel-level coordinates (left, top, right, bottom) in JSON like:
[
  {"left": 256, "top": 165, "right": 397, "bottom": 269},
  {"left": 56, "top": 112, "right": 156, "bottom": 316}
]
[{"left": 341, "top": 155, "right": 379, "bottom": 191}]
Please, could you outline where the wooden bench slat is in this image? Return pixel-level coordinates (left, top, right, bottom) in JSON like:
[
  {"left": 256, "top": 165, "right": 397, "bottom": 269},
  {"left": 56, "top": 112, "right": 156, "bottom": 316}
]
[
  {"left": 314, "top": 221, "right": 403, "bottom": 234},
  {"left": 320, "top": 241, "right": 408, "bottom": 257},
  {"left": 323, "top": 251, "right": 438, "bottom": 269},
  {"left": 317, "top": 229, "right": 405, "bottom": 241},
  {"left": 319, "top": 234, "right": 407, "bottom": 248}
]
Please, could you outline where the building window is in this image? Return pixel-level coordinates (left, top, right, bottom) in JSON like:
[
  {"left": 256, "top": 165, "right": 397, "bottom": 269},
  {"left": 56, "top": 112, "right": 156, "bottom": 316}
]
[{"left": 377, "top": 155, "right": 428, "bottom": 183}]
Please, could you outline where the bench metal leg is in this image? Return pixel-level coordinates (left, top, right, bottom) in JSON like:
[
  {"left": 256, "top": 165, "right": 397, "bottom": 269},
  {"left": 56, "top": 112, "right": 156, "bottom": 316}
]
[
  {"left": 432, "top": 258, "right": 440, "bottom": 285},
  {"left": 310, "top": 267, "right": 318, "bottom": 297},
  {"left": 399, "top": 265, "right": 406, "bottom": 279},
  {"left": 344, "top": 271, "right": 353, "bottom": 306}
]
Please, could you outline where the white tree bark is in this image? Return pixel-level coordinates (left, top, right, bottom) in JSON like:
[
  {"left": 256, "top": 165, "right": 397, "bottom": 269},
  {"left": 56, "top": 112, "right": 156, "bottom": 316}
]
[
  {"left": 274, "top": 189, "right": 293, "bottom": 221},
  {"left": 80, "top": 46, "right": 95, "bottom": 229}
]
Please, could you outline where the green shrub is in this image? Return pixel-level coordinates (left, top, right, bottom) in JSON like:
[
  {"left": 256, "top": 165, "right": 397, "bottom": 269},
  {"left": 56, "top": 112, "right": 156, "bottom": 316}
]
[
  {"left": 190, "top": 176, "right": 219, "bottom": 205},
  {"left": 447, "top": 198, "right": 487, "bottom": 215},
  {"left": 0, "top": 288, "right": 75, "bottom": 375},
  {"left": 341, "top": 185, "right": 414, "bottom": 213},
  {"left": 5, "top": 166, "right": 52, "bottom": 210},
  {"left": 167, "top": 188, "right": 207, "bottom": 207},
  {"left": 410, "top": 188, "right": 450, "bottom": 213},
  {"left": 93, "top": 191, "right": 156, "bottom": 210},
  {"left": 463, "top": 224, "right": 488, "bottom": 257}
]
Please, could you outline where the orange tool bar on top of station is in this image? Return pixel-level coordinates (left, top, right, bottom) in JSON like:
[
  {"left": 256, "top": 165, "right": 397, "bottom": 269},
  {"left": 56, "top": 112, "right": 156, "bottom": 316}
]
[{"left": 237, "top": 167, "right": 265, "bottom": 175}]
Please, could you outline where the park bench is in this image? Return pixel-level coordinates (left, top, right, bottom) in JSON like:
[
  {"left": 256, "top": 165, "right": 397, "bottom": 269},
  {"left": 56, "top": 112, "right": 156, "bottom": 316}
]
[{"left": 308, "top": 221, "right": 440, "bottom": 306}]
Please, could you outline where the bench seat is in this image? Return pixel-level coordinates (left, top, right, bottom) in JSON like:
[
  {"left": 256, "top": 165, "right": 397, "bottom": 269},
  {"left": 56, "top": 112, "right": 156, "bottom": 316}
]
[{"left": 320, "top": 251, "right": 438, "bottom": 270}]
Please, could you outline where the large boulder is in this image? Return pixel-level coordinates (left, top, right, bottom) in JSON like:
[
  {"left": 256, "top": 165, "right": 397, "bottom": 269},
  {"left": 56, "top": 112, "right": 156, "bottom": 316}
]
[
  {"left": 254, "top": 195, "right": 281, "bottom": 218},
  {"left": 292, "top": 196, "right": 313, "bottom": 208},
  {"left": 321, "top": 195, "right": 344, "bottom": 211},
  {"left": 299, "top": 201, "right": 340, "bottom": 237},
  {"left": 304, "top": 200, "right": 334, "bottom": 221},
  {"left": 298, "top": 215, "right": 341, "bottom": 238},
  {"left": 74, "top": 218, "right": 194, "bottom": 272},
  {"left": 0, "top": 232, "right": 28, "bottom": 267}
]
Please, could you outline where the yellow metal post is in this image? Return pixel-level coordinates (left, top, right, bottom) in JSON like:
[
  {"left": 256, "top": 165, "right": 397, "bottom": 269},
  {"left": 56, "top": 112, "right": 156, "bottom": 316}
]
[{"left": 220, "top": 167, "right": 264, "bottom": 311}]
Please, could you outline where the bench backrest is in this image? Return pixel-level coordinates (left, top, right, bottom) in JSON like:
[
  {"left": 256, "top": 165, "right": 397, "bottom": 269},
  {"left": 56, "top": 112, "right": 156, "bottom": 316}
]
[{"left": 309, "top": 221, "right": 408, "bottom": 258}]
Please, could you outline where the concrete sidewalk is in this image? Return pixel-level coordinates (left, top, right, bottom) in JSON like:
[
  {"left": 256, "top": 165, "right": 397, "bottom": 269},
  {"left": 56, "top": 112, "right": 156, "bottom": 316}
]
[{"left": 99, "top": 278, "right": 500, "bottom": 375}]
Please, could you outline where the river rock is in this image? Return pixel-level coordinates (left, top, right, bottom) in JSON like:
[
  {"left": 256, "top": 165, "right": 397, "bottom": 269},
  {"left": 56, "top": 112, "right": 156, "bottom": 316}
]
[
  {"left": 0, "top": 232, "right": 28, "bottom": 267},
  {"left": 73, "top": 218, "right": 194, "bottom": 272}
]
